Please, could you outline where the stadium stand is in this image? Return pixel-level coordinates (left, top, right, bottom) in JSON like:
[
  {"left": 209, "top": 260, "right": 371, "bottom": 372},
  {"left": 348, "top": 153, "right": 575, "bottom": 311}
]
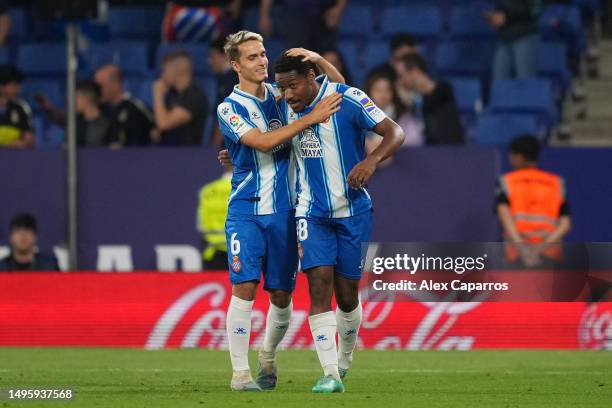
[{"left": 0, "top": 0, "right": 606, "bottom": 148}]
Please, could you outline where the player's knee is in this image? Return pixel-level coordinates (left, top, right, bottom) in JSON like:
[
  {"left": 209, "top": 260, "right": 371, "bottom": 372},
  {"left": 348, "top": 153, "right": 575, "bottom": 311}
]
[
  {"left": 268, "top": 290, "right": 292, "bottom": 308},
  {"left": 335, "top": 291, "right": 359, "bottom": 312},
  {"left": 232, "top": 281, "right": 258, "bottom": 301}
]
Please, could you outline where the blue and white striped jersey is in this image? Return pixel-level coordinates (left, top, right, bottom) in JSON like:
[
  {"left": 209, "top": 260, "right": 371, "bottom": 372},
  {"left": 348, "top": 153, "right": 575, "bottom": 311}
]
[
  {"left": 217, "top": 83, "right": 295, "bottom": 216},
  {"left": 281, "top": 76, "right": 388, "bottom": 218}
]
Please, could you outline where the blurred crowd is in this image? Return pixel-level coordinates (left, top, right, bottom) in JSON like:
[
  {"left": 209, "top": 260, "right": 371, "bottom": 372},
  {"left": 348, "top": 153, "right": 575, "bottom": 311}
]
[{"left": 0, "top": 0, "right": 607, "bottom": 150}]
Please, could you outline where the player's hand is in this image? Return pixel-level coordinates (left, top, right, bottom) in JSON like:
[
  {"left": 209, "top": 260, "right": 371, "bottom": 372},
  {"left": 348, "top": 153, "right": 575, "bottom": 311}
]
[
  {"left": 285, "top": 48, "right": 322, "bottom": 65},
  {"left": 218, "top": 149, "right": 231, "bottom": 166},
  {"left": 306, "top": 93, "right": 342, "bottom": 125},
  {"left": 347, "top": 156, "right": 378, "bottom": 189}
]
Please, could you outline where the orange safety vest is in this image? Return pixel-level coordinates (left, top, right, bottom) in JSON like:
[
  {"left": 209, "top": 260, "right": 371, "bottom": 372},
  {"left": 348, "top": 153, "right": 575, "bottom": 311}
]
[{"left": 500, "top": 168, "right": 566, "bottom": 262}]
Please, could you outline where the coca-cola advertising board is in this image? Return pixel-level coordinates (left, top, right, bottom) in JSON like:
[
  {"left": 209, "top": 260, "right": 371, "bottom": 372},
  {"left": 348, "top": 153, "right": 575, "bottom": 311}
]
[{"left": 0, "top": 273, "right": 610, "bottom": 350}]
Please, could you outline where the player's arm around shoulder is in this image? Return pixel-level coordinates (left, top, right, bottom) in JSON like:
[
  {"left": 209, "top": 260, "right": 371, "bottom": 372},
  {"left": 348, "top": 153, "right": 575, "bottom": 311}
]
[{"left": 233, "top": 94, "right": 343, "bottom": 154}]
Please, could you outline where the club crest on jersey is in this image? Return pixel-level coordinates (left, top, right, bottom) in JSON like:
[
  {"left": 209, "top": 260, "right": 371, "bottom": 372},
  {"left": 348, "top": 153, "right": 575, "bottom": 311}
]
[
  {"left": 298, "top": 127, "right": 323, "bottom": 158},
  {"left": 231, "top": 255, "right": 241, "bottom": 272}
]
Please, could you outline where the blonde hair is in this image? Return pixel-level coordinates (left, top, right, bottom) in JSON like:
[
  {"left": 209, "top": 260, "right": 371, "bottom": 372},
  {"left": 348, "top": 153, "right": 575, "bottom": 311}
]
[{"left": 224, "top": 30, "right": 264, "bottom": 62}]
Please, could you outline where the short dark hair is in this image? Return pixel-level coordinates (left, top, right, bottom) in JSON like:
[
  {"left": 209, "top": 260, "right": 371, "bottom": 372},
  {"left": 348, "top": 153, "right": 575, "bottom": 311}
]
[
  {"left": 0, "top": 64, "right": 25, "bottom": 85},
  {"left": 390, "top": 33, "right": 418, "bottom": 53},
  {"left": 76, "top": 79, "right": 101, "bottom": 103},
  {"left": 509, "top": 134, "right": 541, "bottom": 162},
  {"left": 398, "top": 53, "right": 429, "bottom": 74},
  {"left": 9, "top": 213, "right": 37, "bottom": 233},
  {"left": 274, "top": 51, "right": 317, "bottom": 77}
]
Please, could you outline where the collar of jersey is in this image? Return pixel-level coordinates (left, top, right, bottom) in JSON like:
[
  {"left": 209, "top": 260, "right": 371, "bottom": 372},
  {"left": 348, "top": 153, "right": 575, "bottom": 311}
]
[
  {"left": 305, "top": 75, "right": 329, "bottom": 109},
  {"left": 232, "top": 83, "right": 269, "bottom": 103}
]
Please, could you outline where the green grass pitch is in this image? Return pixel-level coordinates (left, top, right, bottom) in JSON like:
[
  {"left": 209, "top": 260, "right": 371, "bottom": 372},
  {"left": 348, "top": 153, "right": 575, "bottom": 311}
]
[{"left": 0, "top": 348, "right": 610, "bottom": 407}]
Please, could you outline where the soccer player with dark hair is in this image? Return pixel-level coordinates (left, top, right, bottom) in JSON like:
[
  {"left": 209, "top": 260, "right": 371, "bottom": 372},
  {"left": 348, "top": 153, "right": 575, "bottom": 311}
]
[
  {"left": 273, "top": 52, "right": 405, "bottom": 393},
  {"left": 216, "top": 31, "right": 344, "bottom": 392},
  {"left": 496, "top": 134, "right": 572, "bottom": 268}
]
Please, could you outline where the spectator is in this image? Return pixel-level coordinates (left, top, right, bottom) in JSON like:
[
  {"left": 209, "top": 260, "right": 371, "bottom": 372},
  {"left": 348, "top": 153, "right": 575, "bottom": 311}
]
[
  {"left": 486, "top": 0, "right": 541, "bottom": 79},
  {"left": 0, "top": 213, "right": 59, "bottom": 271},
  {"left": 153, "top": 49, "right": 208, "bottom": 146},
  {"left": 94, "top": 64, "right": 155, "bottom": 147},
  {"left": 0, "top": 64, "right": 34, "bottom": 149},
  {"left": 162, "top": 0, "right": 240, "bottom": 42},
  {"left": 197, "top": 163, "right": 232, "bottom": 270},
  {"left": 496, "top": 135, "right": 571, "bottom": 268},
  {"left": 0, "top": 1, "right": 9, "bottom": 47},
  {"left": 320, "top": 47, "right": 353, "bottom": 85},
  {"left": 363, "top": 72, "right": 423, "bottom": 153},
  {"left": 208, "top": 37, "right": 236, "bottom": 147},
  {"left": 259, "top": 0, "right": 347, "bottom": 51},
  {"left": 38, "top": 80, "right": 112, "bottom": 147},
  {"left": 395, "top": 54, "right": 465, "bottom": 145},
  {"left": 369, "top": 33, "right": 420, "bottom": 82}
]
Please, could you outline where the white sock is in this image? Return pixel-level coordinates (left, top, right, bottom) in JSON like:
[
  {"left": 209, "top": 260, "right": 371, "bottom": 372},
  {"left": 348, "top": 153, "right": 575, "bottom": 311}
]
[
  {"left": 336, "top": 302, "right": 362, "bottom": 370},
  {"left": 262, "top": 301, "right": 292, "bottom": 355},
  {"left": 309, "top": 311, "right": 340, "bottom": 380},
  {"left": 226, "top": 295, "right": 254, "bottom": 372}
]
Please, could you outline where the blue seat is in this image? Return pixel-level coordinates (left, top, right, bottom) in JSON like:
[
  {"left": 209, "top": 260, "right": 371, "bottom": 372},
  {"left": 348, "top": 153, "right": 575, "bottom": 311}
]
[
  {"left": 335, "top": 39, "right": 360, "bottom": 85},
  {"left": 362, "top": 41, "right": 390, "bottom": 73},
  {"left": 448, "top": 78, "right": 482, "bottom": 116},
  {"left": 489, "top": 79, "right": 557, "bottom": 128},
  {"left": 87, "top": 41, "right": 150, "bottom": 77},
  {"left": 156, "top": 43, "right": 211, "bottom": 76},
  {"left": 21, "top": 80, "right": 64, "bottom": 113},
  {"left": 449, "top": 5, "right": 497, "bottom": 39},
  {"left": 474, "top": 112, "right": 540, "bottom": 147},
  {"left": 108, "top": 6, "right": 164, "bottom": 39},
  {"left": 196, "top": 76, "right": 216, "bottom": 113},
  {"left": 339, "top": 5, "right": 373, "bottom": 38},
  {"left": 434, "top": 40, "right": 496, "bottom": 81},
  {"left": 8, "top": 8, "right": 28, "bottom": 40},
  {"left": 538, "top": 42, "right": 571, "bottom": 100},
  {"left": 136, "top": 80, "right": 153, "bottom": 108},
  {"left": 539, "top": 5, "right": 585, "bottom": 57},
  {"left": 33, "top": 115, "right": 65, "bottom": 149},
  {"left": 17, "top": 43, "right": 66, "bottom": 77},
  {"left": 121, "top": 77, "right": 142, "bottom": 97},
  {"left": 381, "top": 5, "right": 443, "bottom": 40}
]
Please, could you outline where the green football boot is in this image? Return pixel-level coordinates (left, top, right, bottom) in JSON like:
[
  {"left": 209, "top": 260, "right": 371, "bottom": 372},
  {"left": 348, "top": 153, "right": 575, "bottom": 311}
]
[{"left": 311, "top": 375, "right": 345, "bottom": 393}]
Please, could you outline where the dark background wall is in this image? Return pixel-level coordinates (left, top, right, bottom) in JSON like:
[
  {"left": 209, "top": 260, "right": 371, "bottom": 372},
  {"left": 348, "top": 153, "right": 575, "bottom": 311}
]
[{"left": 1, "top": 147, "right": 610, "bottom": 269}]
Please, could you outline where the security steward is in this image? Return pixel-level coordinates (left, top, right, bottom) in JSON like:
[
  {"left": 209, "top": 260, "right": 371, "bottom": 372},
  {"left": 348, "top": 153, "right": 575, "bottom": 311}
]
[{"left": 495, "top": 135, "right": 572, "bottom": 268}]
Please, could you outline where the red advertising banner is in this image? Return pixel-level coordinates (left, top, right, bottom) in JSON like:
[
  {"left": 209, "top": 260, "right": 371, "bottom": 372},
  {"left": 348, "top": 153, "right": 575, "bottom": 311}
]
[{"left": 0, "top": 273, "right": 610, "bottom": 350}]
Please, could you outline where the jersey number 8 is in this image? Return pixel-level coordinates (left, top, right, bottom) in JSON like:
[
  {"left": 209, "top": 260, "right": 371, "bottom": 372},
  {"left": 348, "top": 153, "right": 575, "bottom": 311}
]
[{"left": 297, "top": 219, "right": 308, "bottom": 241}]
